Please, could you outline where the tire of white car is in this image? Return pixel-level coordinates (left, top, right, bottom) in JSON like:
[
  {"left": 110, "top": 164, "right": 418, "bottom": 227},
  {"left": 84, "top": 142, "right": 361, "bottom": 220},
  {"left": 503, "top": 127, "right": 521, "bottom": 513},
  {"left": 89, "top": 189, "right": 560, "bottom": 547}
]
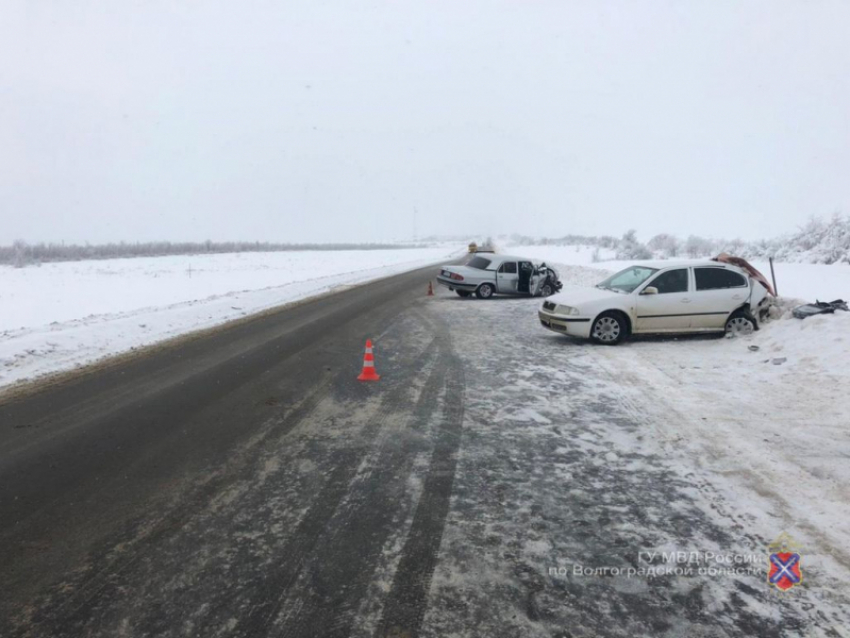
[
  {"left": 476, "top": 283, "right": 495, "bottom": 299},
  {"left": 591, "top": 311, "right": 629, "bottom": 345}
]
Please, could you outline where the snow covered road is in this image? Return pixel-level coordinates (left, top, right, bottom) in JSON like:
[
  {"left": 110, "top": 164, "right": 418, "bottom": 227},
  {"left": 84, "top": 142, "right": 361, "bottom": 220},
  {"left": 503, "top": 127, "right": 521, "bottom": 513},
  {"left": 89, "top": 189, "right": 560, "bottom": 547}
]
[
  {"left": 3, "top": 259, "right": 848, "bottom": 637},
  {"left": 428, "top": 285, "right": 850, "bottom": 636}
]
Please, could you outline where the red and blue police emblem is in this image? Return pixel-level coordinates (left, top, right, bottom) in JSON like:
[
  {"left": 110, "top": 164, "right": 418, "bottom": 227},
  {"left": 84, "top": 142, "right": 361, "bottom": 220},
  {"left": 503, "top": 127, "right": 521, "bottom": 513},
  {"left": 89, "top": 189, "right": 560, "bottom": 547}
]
[{"left": 767, "top": 534, "right": 803, "bottom": 592}]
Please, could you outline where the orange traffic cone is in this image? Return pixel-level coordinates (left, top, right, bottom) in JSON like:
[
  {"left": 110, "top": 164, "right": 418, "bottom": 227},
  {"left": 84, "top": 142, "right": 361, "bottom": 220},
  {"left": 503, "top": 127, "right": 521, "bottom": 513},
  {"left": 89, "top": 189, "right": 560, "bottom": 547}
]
[
  {"left": 427, "top": 281, "right": 434, "bottom": 296},
  {"left": 357, "top": 339, "right": 381, "bottom": 381}
]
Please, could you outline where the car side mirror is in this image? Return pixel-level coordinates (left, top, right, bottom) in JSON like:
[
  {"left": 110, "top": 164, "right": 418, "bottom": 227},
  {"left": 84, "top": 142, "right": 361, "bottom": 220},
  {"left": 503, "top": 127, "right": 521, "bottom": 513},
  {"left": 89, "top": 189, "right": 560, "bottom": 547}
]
[{"left": 642, "top": 286, "right": 659, "bottom": 295}]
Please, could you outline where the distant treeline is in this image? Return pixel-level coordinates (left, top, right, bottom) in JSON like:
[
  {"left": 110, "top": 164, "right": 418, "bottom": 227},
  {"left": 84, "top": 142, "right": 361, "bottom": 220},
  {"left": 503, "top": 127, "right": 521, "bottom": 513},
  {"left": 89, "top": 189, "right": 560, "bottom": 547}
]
[
  {"left": 512, "top": 214, "right": 850, "bottom": 264},
  {"left": 508, "top": 233, "right": 620, "bottom": 249},
  {"left": 1, "top": 240, "right": 425, "bottom": 267}
]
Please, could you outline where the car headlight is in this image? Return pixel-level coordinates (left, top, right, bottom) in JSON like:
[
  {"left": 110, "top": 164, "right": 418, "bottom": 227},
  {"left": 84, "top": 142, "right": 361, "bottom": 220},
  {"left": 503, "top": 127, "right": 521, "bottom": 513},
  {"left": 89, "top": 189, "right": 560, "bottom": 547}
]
[{"left": 558, "top": 305, "right": 580, "bottom": 316}]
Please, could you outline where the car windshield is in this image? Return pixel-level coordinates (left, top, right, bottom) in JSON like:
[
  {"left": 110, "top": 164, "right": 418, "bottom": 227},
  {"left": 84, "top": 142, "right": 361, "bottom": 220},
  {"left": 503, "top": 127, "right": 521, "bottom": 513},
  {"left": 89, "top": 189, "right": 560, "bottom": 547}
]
[
  {"left": 466, "top": 256, "right": 491, "bottom": 269},
  {"left": 597, "top": 266, "right": 658, "bottom": 293}
]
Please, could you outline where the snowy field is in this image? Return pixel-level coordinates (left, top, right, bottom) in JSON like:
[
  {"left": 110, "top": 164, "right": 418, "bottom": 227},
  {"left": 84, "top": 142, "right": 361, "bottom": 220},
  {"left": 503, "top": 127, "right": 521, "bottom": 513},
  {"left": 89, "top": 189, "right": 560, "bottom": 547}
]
[{"left": 0, "top": 245, "right": 464, "bottom": 391}]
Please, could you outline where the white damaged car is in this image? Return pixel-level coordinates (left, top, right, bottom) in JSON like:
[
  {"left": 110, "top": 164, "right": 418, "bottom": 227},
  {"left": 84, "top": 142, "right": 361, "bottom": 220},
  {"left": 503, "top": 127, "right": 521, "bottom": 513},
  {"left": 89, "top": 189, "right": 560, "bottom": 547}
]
[
  {"left": 437, "top": 254, "right": 563, "bottom": 299},
  {"left": 538, "top": 259, "right": 772, "bottom": 345}
]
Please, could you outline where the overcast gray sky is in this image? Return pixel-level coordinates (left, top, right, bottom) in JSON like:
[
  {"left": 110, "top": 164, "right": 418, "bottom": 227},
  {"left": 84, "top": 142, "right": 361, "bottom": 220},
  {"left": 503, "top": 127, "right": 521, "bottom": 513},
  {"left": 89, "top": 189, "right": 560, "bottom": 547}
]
[{"left": 1, "top": 0, "right": 848, "bottom": 244}]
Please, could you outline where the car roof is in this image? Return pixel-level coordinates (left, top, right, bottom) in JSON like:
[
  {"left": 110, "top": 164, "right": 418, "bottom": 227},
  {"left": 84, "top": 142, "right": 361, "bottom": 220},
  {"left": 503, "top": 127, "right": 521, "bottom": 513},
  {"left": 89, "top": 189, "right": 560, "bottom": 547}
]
[
  {"left": 623, "top": 259, "right": 740, "bottom": 270},
  {"left": 472, "top": 254, "right": 533, "bottom": 263}
]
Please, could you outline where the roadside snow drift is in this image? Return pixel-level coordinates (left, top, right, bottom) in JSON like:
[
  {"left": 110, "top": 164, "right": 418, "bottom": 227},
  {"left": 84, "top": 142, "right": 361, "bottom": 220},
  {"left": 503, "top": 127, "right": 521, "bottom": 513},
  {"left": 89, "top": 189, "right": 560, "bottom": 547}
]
[{"left": 0, "top": 246, "right": 462, "bottom": 391}]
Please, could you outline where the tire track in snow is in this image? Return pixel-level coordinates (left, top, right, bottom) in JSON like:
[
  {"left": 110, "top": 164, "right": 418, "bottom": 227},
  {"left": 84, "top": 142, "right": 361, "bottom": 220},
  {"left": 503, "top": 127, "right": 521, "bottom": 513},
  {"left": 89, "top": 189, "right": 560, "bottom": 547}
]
[
  {"left": 231, "top": 335, "right": 441, "bottom": 638},
  {"left": 376, "top": 341, "right": 466, "bottom": 638},
  {"left": 273, "top": 337, "right": 450, "bottom": 637}
]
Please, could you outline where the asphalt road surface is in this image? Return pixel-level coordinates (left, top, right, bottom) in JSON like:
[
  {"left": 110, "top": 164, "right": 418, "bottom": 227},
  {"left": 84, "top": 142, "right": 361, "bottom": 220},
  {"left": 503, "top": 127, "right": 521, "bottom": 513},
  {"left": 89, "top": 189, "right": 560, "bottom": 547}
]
[
  {"left": 0, "top": 264, "right": 461, "bottom": 637},
  {"left": 2, "top": 266, "right": 847, "bottom": 638}
]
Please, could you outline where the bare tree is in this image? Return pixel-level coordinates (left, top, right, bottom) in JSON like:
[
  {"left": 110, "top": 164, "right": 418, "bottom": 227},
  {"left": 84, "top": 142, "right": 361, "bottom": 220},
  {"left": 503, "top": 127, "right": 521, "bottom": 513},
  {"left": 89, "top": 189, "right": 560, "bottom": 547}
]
[
  {"left": 647, "top": 233, "right": 680, "bottom": 257},
  {"left": 616, "top": 230, "right": 652, "bottom": 260},
  {"left": 684, "top": 235, "right": 713, "bottom": 258},
  {"left": 12, "top": 240, "right": 30, "bottom": 268}
]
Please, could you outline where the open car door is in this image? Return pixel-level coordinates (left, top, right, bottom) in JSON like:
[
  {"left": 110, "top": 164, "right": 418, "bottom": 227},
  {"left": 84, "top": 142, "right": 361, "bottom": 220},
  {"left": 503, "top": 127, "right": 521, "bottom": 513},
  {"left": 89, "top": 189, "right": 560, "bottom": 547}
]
[
  {"left": 529, "top": 264, "right": 545, "bottom": 296},
  {"left": 517, "top": 261, "right": 534, "bottom": 294}
]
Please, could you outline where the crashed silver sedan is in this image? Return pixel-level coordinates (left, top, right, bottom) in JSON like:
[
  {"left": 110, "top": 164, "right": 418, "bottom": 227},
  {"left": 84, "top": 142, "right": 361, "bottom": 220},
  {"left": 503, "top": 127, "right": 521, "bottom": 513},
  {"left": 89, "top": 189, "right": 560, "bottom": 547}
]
[{"left": 437, "top": 254, "right": 563, "bottom": 299}]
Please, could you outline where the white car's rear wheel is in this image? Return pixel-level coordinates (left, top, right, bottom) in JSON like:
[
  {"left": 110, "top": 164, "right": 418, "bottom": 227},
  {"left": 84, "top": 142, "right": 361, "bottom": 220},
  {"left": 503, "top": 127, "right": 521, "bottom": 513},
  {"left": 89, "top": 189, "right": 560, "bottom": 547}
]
[
  {"left": 591, "top": 312, "right": 627, "bottom": 345},
  {"left": 725, "top": 311, "right": 756, "bottom": 336},
  {"left": 476, "top": 283, "right": 495, "bottom": 299}
]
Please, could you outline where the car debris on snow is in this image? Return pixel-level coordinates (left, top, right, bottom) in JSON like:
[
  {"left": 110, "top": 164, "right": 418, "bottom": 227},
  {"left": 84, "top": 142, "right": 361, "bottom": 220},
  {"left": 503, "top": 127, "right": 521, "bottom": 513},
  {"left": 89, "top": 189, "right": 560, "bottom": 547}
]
[{"left": 792, "top": 298, "right": 849, "bottom": 319}]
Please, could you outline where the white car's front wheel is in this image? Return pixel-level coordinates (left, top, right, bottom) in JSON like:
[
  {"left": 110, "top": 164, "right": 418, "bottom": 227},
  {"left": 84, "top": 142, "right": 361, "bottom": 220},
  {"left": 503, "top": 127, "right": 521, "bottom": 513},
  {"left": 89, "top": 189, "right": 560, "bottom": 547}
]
[{"left": 591, "top": 312, "right": 627, "bottom": 345}]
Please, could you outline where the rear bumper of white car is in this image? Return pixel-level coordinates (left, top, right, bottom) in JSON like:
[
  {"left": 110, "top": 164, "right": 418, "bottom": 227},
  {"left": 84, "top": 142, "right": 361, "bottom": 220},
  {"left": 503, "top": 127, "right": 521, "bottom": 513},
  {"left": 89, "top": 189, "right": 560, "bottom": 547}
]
[
  {"left": 436, "top": 276, "right": 478, "bottom": 292},
  {"left": 538, "top": 309, "right": 593, "bottom": 338}
]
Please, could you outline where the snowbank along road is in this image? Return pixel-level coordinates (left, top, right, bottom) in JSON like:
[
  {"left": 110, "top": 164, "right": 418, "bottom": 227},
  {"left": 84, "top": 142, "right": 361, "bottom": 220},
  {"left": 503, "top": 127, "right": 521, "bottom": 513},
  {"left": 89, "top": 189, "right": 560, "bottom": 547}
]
[{"left": 1, "top": 263, "right": 848, "bottom": 637}]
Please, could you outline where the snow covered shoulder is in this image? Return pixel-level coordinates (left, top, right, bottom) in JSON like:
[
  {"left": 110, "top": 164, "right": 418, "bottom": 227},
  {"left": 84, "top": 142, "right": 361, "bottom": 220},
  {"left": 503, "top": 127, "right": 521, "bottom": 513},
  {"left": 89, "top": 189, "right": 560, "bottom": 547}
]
[
  {"left": 430, "top": 268, "right": 850, "bottom": 632},
  {"left": 511, "top": 244, "right": 850, "bottom": 581}
]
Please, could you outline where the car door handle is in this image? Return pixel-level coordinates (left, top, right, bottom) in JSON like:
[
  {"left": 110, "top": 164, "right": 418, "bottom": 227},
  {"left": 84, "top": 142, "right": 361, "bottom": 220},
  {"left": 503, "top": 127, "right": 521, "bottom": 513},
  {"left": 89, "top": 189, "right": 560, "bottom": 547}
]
[
  {"left": 680, "top": 298, "right": 691, "bottom": 303},
  {"left": 732, "top": 294, "right": 743, "bottom": 300}
]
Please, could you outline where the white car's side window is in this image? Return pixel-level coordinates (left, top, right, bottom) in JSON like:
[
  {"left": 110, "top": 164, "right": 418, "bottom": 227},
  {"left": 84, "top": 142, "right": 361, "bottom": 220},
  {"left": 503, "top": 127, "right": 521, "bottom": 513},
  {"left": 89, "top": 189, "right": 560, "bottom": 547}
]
[
  {"left": 648, "top": 269, "right": 689, "bottom": 294},
  {"left": 498, "top": 262, "right": 517, "bottom": 274},
  {"left": 694, "top": 268, "right": 747, "bottom": 290}
]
